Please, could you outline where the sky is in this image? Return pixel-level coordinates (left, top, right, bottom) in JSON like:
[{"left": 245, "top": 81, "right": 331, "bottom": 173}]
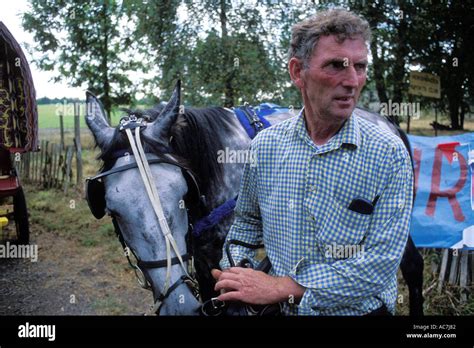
[{"left": 1, "top": 0, "right": 84, "bottom": 99}]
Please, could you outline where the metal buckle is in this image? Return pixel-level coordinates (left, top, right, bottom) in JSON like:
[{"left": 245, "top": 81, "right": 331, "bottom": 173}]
[
  {"left": 183, "top": 276, "right": 200, "bottom": 300},
  {"left": 124, "top": 247, "right": 151, "bottom": 290},
  {"left": 119, "top": 114, "right": 147, "bottom": 131},
  {"left": 201, "top": 297, "right": 226, "bottom": 316},
  {"left": 133, "top": 264, "right": 151, "bottom": 290}
]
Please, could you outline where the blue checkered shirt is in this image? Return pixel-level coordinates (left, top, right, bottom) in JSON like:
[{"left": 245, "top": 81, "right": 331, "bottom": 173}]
[{"left": 220, "top": 110, "right": 413, "bottom": 315}]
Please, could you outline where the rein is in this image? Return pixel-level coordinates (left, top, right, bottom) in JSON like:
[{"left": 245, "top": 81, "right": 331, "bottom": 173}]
[
  {"left": 86, "top": 106, "right": 271, "bottom": 315},
  {"left": 86, "top": 115, "right": 201, "bottom": 315},
  {"left": 124, "top": 124, "right": 193, "bottom": 309}
]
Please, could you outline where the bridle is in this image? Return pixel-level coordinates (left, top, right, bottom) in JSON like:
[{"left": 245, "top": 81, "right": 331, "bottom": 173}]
[{"left": 85, "top": 115, "right": 204, "bottom": 315}]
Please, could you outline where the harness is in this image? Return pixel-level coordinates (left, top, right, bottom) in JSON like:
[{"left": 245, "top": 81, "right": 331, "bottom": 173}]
[
  {"left": 192, "top": 105, "right": 270, "bottom": 238},
  {"left": 198, "top": 106, "right": 282, "bottom": 316},
  {"left": 85, "top": 115, "right": 203, "bottom": 315},
  {"left": 233, "top": 105, "right": 270, "bottom": 139},
  {"left": 200, "top": 239, "right": 282, "bottom": 316},
  {"left": 85, "top": 106, "right": 274, "bottom": 315}
]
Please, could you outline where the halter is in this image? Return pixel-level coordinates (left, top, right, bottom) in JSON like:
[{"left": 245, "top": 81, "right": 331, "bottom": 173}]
[{"left": 86, "top": 114, "right": 202, "bottom": 315}]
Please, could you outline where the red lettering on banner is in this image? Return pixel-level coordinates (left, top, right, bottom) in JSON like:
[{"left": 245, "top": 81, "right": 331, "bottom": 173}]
[
  {"left": 426, "top": 143, "right": 466, "bottom": 221},
  {"left": 413, "top": 148, "right": 422, "bottom": 196}
]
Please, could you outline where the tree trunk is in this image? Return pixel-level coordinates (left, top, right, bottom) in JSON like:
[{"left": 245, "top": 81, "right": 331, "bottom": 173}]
[
  {"left": 220, "top": 0, "right": 234, "bottom": 107},
  {"left": 447, "top": 90, "right": 462, "bottom": 130},
  {"left": 101, "top": 1, "right": 112, "bottom": 123},
  {"left": 392, "top": 2, "right": 409, "bottom": 126},
  {"left": 365, "top": 4, "right": 389, "bottom": 109},
  {"left": 446, "top": 38, "right": 466, "bottom": 130},
  {"left": 370, "top": 37, "right": 389, "bottom": 103},
  {"left": 392, "top": 2, "right": 408, "bottom": 104},
  {"left": 460, "top": 101, "right": 465, "bottom": 130}
]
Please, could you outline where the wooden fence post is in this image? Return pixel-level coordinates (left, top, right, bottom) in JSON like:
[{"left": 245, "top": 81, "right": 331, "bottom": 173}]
[
  {"left": 57, "top": 144, "right": 63, "bottom": 188},
  {"left": 59, "top": 112, "right": 65, "bottom": 151},
  {"left": 459, "top": 250, "right": 469, "bottom": 302},
  {"left": 45, "top": 142, "right": 51, "bottom": 188},
  {"left": 33, "top": 147, "right": 38, "bottom": 183},
  {"left": 449, "top": 249, "right": 459, "bottom": 285},
  {"left": 437, "top": 248, "right": 449, "bottom": 293},
  {"left": 64, "top": 145, "right": 74, "bottom": 194},
  {"left": 24, "top": 152, "right": 30, "bottom": 181},
  {"left": 74, "top": 103, "right": 83, "bottom": 189},
  {"left": 41, "top": 140, "right": 48, "bottom": 187}
]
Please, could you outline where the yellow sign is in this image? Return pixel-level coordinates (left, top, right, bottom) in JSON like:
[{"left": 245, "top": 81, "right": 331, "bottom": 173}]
[{"left": 408, "top": 71, "right": 441, "bottom": 99}]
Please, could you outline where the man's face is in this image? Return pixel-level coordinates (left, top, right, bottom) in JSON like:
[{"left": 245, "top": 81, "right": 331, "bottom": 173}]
[{"left": 295, "top": 35, "right": 368, "bottom": 124}]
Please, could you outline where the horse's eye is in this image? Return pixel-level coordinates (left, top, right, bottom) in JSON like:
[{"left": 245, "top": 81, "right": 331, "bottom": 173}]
[{"left": 105, "top": 207, "right": 120, "bottom": 218}]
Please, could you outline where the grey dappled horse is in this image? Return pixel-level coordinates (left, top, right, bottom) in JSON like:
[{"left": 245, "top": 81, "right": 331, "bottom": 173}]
[{"left": 85, "top": 82, "right": 423, "bottom": 316}]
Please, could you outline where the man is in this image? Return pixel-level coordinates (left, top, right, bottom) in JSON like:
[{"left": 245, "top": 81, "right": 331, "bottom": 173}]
[{"left": 212, "top": 9, "right": 413, "bottom": 315}]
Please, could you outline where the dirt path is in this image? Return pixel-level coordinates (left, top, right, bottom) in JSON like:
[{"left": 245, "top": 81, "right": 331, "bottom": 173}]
[{"left": 0, "top": 223, "right": 151, "bottom": 315}]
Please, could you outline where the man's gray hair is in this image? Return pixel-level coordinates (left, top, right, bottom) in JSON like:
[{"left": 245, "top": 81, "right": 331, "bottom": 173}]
[{"left": 289, "top": 9, "right": 371, "bottom": 68}]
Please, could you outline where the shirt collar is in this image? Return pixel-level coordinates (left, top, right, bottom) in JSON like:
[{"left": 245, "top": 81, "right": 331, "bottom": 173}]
[{"left": 294, "top": 107, "right": 361, "bottom": 152}]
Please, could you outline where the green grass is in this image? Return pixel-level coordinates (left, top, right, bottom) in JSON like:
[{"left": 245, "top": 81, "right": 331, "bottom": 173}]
[
  {"left": 91, "top": 296, "right": 129, "bottom": 315},
  {"left": 37, "top": 104, "right": 152, "bottom": 129}
]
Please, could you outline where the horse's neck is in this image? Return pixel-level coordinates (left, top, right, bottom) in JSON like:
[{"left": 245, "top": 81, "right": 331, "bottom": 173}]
[
  {"left": 192, "top": 110, "right": 296, "bottom": 297},
  {"left": 205, "top": 115, "right": 250, "bottom": 208},
  {"left": 205, "top": 111, "right": 296, "bottom": 209}
]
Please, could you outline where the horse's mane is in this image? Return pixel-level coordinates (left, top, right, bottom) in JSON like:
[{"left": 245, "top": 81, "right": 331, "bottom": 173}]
[
  {"left": 98, "top": 106, "right": 236, "bottom": 197},
  {"left": 169, "top": 107, "right": 236, "bottom": 195}
]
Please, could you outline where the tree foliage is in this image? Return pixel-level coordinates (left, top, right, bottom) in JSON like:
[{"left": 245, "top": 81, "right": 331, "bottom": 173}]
[
  {"left": 22, "top": 0, "right": 473, "bottom": 128},
  {"left": 22, "top": 0, "right": 142, "bottom": 118}
]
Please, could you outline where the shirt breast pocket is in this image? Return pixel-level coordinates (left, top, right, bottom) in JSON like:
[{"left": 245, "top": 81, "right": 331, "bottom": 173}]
[{"left": 317, "top": 196, "right": 372, "bottom": 246}]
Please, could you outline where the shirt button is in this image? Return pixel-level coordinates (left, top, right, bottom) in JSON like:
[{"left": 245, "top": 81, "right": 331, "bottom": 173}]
[
  {"left": 398, "top": 199, "right": 404, "bottom": 210},
  {"left": 308, "top": 185, "right": 317, "bottom": 192}
]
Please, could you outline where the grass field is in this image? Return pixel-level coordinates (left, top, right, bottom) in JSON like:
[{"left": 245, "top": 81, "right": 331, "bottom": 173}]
[{"left": 37, "top": 104, "right": 152, "bottom": 129}]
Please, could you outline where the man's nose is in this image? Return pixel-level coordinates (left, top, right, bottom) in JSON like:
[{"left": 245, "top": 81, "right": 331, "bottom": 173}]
[{"left": 342, "top": 66, "right": 359, "bottom": 89}]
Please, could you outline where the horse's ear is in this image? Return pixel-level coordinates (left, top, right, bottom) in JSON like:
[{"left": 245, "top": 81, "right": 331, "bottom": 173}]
[
  {"left": 145, "top": 80, "right": 181, "bottom": 141},
  {"left": 85, "top": 91, "right": 114, "bottom": 148},
  {"left": 157, "top": 80, "right": 181, "bottom": 120}
]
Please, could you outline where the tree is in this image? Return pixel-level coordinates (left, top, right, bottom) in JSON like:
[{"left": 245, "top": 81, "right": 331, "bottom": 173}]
[
  {"left": 22, "top": 0, "right": 141, "bottom": 119},
  {"left": 128, "top": 0, "right": 280, "bottom": 107},
  {"left": 409, "top": 0, "right": 474, "bottom": 130},
  {"left": 353, "top": 0, "right": 474, "bottom": 129}
]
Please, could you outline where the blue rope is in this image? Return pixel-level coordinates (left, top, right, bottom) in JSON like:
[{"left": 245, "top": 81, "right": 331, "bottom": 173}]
[
  {"left": 192, "top": 104, "right": 284, "bottom": 237},
  {"left": 192, "top": 197, "right": 237, "bottom": 237}
]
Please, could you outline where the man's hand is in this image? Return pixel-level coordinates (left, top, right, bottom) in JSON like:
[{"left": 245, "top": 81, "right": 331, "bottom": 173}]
[{"left": 211, "top": 268, "right": 305, "bottom": 305}]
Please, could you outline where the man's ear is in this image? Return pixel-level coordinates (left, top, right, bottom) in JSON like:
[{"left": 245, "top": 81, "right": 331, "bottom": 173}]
[{"left": 289, "top": 57, "right": 305, "bottom": 89}]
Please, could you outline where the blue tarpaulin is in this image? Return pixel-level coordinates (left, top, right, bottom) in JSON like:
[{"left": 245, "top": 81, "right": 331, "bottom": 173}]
[{"left": 408, "top": 133, "right": 474, "bottom": 250}]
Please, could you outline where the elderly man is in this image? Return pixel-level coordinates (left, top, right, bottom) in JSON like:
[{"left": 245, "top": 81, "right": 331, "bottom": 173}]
[{"left": 212, "top": 9, "right": 413, "bottom": 316}]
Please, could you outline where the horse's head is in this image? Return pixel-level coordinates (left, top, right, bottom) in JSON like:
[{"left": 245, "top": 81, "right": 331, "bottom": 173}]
[{"left": 85, "top": 82, "right": 202, "bottom": 315}]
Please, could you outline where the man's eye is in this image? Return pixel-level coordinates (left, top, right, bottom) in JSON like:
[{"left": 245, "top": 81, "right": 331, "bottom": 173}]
[
  {"left": 355, "top": 63, "right": 367, "bottom": 72},
  {"left": 329, "top": 61, "right": 345, "bottom": 69}
]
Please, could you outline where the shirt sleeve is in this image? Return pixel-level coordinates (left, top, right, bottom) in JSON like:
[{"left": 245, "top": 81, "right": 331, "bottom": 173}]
[
  {"left": 288, "top": 143, "right": 414, "bottom": 314},
  {"left": 219, "top": 144, "right": 264, "bottom": 270}
]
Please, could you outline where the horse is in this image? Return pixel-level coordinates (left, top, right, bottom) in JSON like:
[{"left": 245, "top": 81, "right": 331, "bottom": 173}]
[{"left": 85, "top": 81, "right": 424, "bottom": 316}]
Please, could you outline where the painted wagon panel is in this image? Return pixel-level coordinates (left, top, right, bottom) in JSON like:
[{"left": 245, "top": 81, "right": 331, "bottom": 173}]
[{"left": 0, "top": 21, "right": 38, "bottom": 153}]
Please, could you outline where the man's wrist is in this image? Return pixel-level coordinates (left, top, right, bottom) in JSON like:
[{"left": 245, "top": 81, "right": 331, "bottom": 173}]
[{"left": 275, "top": 276, "right": 306, "bottom": 303}]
